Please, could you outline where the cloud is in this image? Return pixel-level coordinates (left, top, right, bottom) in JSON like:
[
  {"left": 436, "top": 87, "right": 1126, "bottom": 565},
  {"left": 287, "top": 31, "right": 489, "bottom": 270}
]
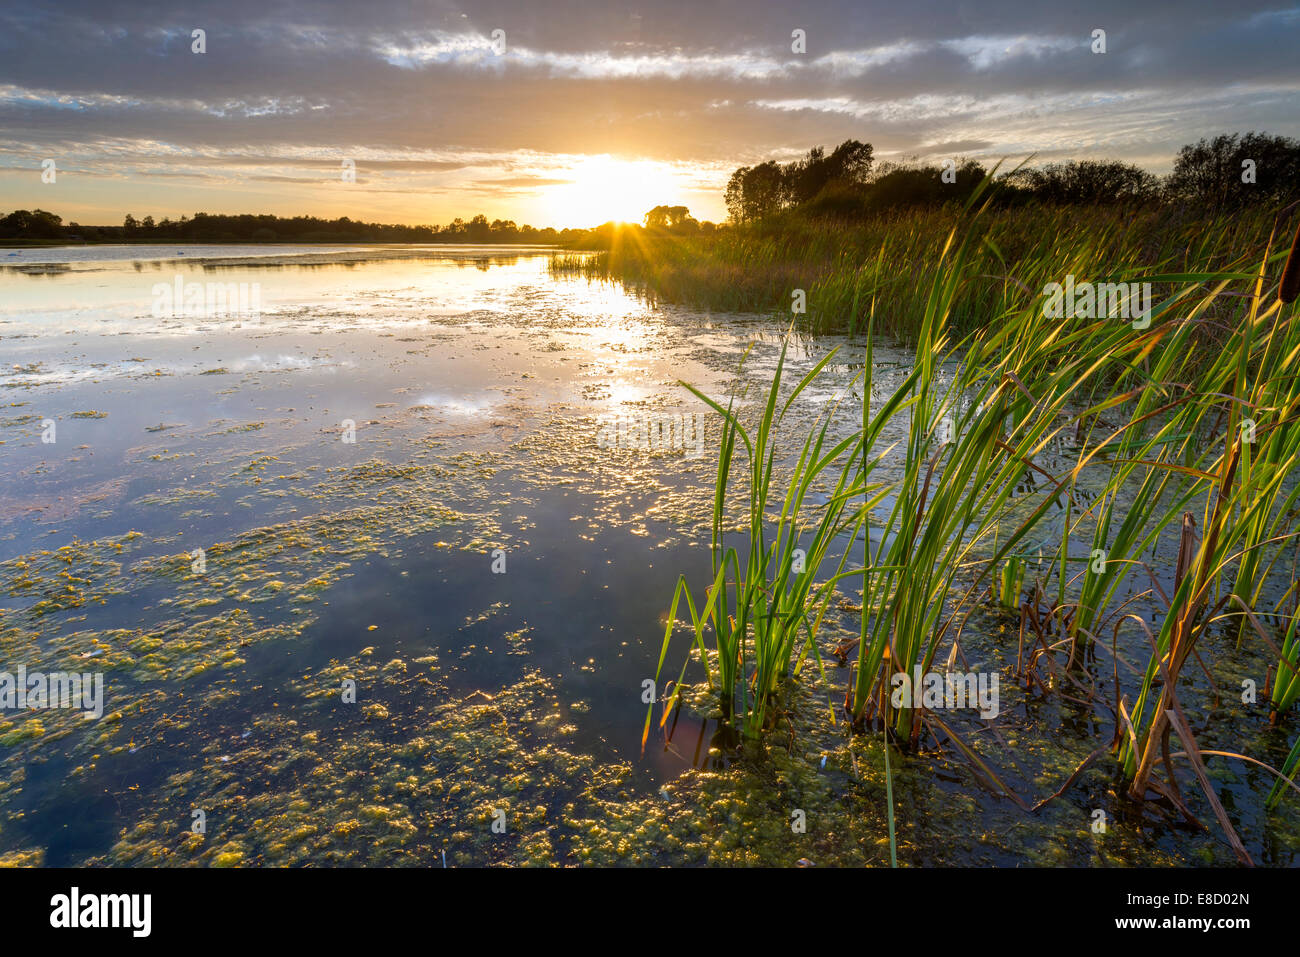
[
  {"left": 473, "top": 176, "right": 574, "bottom": 188},
  {"left": 0, "top": 0, "right": 1295, "bottom": 224}
]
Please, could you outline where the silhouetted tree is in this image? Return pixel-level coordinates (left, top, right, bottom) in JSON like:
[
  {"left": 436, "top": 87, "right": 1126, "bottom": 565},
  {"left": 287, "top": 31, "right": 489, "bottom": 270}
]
[
  {"left": 0, "top": 208, "right": 63, "bottom": 238},
  {"left": 785, "top": 140, "right": 874, "bottom": 205},
  {"left": 725, "top": 161, "right": 789, "bottom": 223},
  {"left": 467, "top": 214, "right": 491, "bottom": 242},
  {"left": 726, "top": 141, "right": 875, "bottom": 222},
  {"left": 1003, "top": 160, "right": 1158, "bottom": 205},
  {"left": 862, "top": 160, "right": 986, "bottom": 212},
  {"left": 1166, "top": 132, "right": 1300, "bottom": 210},
  {"left": 643, "top": 205, "right": 697, "bottom": 230}
]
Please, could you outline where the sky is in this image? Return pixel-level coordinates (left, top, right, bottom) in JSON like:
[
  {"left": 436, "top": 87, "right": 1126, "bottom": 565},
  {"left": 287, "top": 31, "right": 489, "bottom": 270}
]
[{"left": 0, "top": 0, "right": 1297, "bottom": 229}]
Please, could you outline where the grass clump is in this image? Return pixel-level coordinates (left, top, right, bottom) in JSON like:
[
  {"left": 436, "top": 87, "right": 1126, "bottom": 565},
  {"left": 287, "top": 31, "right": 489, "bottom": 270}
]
[{"left": 648, "top": 178, "right": 1300, "bottom": 857}]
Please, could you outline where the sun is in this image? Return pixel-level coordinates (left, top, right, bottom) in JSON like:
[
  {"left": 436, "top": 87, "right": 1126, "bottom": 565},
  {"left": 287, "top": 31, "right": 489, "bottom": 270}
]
[{"left": 545, "top": 156, "right": 682, "bottom": 228}]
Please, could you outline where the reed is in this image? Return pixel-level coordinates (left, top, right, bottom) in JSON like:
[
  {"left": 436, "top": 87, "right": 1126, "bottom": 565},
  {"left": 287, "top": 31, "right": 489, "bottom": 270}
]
[
  {"left": 997, "top": 557, "right": 1024, "bottom": 611},
  {"left": 1270, "top": 611, "right": 1300, "bottom": 721},
  {"left": 1118, "top": 229, "right": 1300, "bottom": 812},
  {"left": 552, "top": 204, "right": 1280, "bottom": 341},
  {"left": 1267, "top": 732, "right": 1300, "bottom": 809},
  {"left": 646, "top": 340, "right": 889, "bottom": 742},
  {"left": 641, "top": 182, "right": 1300, "bottom": 850}
]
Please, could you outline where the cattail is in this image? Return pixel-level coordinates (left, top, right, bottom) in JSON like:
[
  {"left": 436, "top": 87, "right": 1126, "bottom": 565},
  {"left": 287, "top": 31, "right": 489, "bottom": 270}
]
[{"left": 1282, "top": 216, "right": 1300, "bottom": 304}]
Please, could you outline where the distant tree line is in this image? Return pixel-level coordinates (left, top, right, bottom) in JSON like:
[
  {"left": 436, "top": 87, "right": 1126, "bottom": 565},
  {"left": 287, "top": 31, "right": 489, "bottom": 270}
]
[
  {"left": 6, "top": 131, "right": 1297, "bottom": 244},
  {"left": 722, "top": 131, "right": 1300, "bottom": 223},
  {"left": 0, "top": 208, "right": 65, "bottom": 239},
  {"left": 0, "top": 209, "right": 592, "bottom": 244},
  {"left": 640, "top": 204, "right": 713, "bottom": 232}
]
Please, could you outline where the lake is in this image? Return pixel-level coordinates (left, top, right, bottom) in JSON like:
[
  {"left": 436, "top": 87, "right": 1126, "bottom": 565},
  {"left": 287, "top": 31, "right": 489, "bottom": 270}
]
[{"left": 0, "top": 244, "right": 1293, "bottom": 866}]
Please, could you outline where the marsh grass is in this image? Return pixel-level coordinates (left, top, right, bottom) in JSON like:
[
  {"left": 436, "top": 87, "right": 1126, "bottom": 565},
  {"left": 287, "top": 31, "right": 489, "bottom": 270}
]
[
  {"left": 552, "top": 203, "right": 1279, "bottom": 339},
  {"left": 642, "top": 182, "right": 1300, "bottom": 847},
  {"left": 646, "top": 339, "right": 889, "bottom": 743}
]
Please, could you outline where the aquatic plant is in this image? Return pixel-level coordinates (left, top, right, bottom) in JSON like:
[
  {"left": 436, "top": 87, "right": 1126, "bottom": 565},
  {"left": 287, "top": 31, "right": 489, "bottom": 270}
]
[
  {"left": 844, "top": 190, "right": 1070, "bottom": 743},
  {"left": 1117, "top": 217, "right": 1300, "bottom": 854},
  {"left": 997, "top": 557, "right": 1024, "bottom": 611},
  {"left": 647, "top": 339, "right": 889, "bottom": 742},
  {"left": 646, "top": 178, "right": 1300, "bottom": 857},
  {"left": 551, "top": 203, "right": 1281, "bottom": 340},
  {"left": 1269, "top": 611, "right": 1300, "bottom": 722},
  {"left": 1267, "top": 732, "right": 1300, "bottom": 810}
]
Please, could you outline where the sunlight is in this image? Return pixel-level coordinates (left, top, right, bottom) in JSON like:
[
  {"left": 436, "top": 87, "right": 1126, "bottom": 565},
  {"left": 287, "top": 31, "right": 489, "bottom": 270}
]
[{"left": 544, "top": 156, "right": 682, "bottom": 228}]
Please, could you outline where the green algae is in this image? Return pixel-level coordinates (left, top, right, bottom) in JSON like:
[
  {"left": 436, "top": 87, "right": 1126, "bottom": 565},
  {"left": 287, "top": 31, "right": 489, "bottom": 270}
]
[
  {"left": 13, "top": 625, "right": 1231, "bottom": 868},
  {"left": 0, "top": 848, "right": 44, "bottom": 867},
  {"left": 1, "top": 286, "right": 1295, "bottom": 868},
  {"left": 1, "top": 534, "right": 136, "bottom": 614},
  {"left": 0, "top": 414, "right": 41, "bottom": 428},
  {"left": 2, "top": 436, "right": 1281, "bottom": 867}
]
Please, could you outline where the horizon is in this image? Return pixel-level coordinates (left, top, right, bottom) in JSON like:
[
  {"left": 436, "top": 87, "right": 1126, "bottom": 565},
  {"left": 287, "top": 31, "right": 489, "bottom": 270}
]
[{"left": 1, "top": 1, "right": 1298, "bottom": 229}]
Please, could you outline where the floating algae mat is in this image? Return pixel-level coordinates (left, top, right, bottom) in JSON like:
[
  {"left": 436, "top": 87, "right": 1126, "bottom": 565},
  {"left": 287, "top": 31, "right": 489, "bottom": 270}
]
[{"left": 0, "top": 246, "right": 1296, "bottom": 867}]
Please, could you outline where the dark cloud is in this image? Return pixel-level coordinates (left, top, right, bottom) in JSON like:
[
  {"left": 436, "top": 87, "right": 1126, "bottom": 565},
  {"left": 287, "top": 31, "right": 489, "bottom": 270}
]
[{"left": 0, "top": 0, "right": 1296, "bottom": 223}]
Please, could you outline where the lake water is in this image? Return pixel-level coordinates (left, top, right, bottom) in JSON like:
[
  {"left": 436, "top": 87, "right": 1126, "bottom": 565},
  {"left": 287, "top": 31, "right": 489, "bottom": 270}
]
[{"left": 0, "top": 244, "right": 1293, "bottom": 867}]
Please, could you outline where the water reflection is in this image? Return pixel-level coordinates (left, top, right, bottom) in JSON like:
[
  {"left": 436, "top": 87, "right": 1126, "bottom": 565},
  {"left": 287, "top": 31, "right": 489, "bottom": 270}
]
[{"left": 0, "top": 244, "right": 1293, "bottom": 867}]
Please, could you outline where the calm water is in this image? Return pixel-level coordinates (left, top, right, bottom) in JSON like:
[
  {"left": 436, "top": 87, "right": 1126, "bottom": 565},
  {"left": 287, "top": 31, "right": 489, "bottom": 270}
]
[{"left": 0, "top": 245, "right": 1293, "bottom": 867}]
